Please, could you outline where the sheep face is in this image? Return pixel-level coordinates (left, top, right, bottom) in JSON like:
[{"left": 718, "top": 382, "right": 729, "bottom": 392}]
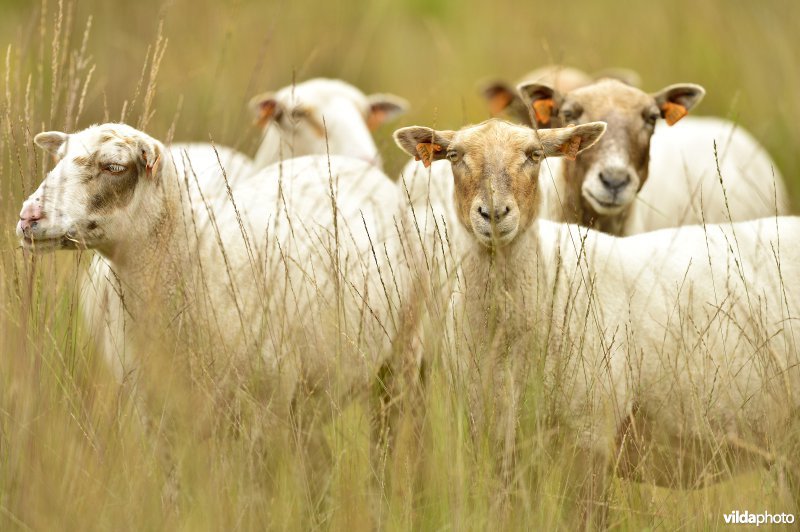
[
  {"left": 17, "top": 124, "right": 164, "bottom": 254},
  {"left": 518, "top": 79, "right": 705, "bottom": 217},
  {"left": 250, "top": 78, "right": 407, "bottom": 165},
  {"left": 394, "top": 119, "right": 606, "bottom": 248}
]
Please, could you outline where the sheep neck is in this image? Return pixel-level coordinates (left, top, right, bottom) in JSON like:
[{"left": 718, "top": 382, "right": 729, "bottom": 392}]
[
  {"left": 456, "top": 221, "right": 552, "bottom": 358},
  {"left": 98, "top": 153, "right": 194, "bottom": 316}
]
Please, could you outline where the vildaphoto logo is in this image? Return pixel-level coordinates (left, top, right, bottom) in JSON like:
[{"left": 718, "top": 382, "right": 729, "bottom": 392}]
[{"left": 723, "top": 510, "right": 796, "bottom": 526}]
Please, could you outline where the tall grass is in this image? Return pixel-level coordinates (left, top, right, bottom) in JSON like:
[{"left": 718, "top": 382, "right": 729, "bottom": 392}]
[{"left": 1, "top": 0, "right": 799, "bottom": 530}]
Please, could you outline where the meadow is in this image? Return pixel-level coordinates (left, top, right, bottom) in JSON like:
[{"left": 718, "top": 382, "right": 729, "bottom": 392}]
[{"left": 1, "top": 0, "right": 799, "bottom": 530}]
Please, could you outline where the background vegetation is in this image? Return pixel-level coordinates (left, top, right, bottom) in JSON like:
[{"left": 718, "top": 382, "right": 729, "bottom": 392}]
[{"left": 1, "top": 0, "right": 798, "bottom": 529}]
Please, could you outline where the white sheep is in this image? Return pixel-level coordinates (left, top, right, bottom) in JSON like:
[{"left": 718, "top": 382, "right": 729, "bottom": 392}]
[
  {"left": 517, "top": 78, "right": 791, "bottom": 235},
  {"left": 20, "top": 123, "right": 414, "bottom": 430},
  {"left": 394, "top": 118, "right": 800, "bottom": 525},
  {"left": 249, "top": 78, "right": 408, "bottom": 170},
  {"left": 80, "top": 141, "right": 257, "bottom": 380},
  {"left": 82, "top": 79, "right": 408, "bottom": 378}
]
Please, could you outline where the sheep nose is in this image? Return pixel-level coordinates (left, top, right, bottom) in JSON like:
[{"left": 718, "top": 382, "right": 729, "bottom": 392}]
[
  {"left": 477, "top": 204, "right": 512, "bottom": 222},
  {"left": 18, "top": 200, "right": 44, "bottom": 234},
  {"left": 599, "top": 167, "right": 631, "bottom": 192}
]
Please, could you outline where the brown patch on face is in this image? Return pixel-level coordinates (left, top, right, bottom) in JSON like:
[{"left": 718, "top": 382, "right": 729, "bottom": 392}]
[
  {"left": 302, "top": 110, "right": 327, "bottom": 138},
  {"left": 286, "top": 105, "right": 326, "bottom": 138},
  {"left": 98, "top": 132, "right": 123, "bottom": 145},
  {"left": 449, "top": 121, "right": 542, "bottom": 235},
  {"left": 87, "top": 163, "right": 140, "bottom": 214}
]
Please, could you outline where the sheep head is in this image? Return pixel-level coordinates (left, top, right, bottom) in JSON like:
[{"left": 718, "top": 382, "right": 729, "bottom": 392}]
[
  {"left": 517, "top": 78, "right": 705, "bottom": 218},
  {"left": 395, "top": 119, "right": 606, "bottom": 248},
  {"left": 249, "top": 78, "right": 408, "bottom": 165},
  {"left": 18, "top": 123, "right": 166, "bottom": 254}
]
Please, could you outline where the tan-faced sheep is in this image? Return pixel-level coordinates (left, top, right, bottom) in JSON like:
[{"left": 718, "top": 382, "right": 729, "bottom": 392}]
[
  {"left": 249, "top": 78, "right": 408, "bottom": 169},
  {"left": 518, "top": 78, "right": 791, "bottom": 235},
  {"left": 394, "top": 118, "right": 800, "bottom": 526}
]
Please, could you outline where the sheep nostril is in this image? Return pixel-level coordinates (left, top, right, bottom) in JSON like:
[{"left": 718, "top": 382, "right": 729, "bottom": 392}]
[
  {"left": 599, "top": 169, "right": 631, "bottom": 191},
  {"left": 478, "top": 206, "right": 490, "bottom": 220}
]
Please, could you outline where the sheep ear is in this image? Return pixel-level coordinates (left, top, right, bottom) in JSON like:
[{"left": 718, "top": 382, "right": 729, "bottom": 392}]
[
  {"left": 539, "top": 122, "right": 607, "bottom": 161},
  {"left": 516, "top": 82, "right": 561, "bottom": 128},
  {"left": 34, "top": 131, "right": 68, "bottom": 154},
  {"left": 393, "top": 126, "right": 455, "bottom": 168},
  {"left": 366, "top": 94, "right": 409, "bottom": 131},
  {"left": 652, "top": 83, "right": 705, "bottom": 126},
  {"left": 592, "top": 67, "right": 642, "bottom": 88},
  {"left": 248, "top": 92, "right": 282, "bottom": 128},
  {"left": 480, "top": 81, "right": 519, "bottom": 116},
  {"left": 138, "top": 138, "right": 162, "bottom": 180}
]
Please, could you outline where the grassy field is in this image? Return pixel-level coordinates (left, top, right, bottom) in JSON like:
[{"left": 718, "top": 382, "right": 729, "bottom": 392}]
[{"left": 1, "top": 0, "right": 799, "bottom": 530}]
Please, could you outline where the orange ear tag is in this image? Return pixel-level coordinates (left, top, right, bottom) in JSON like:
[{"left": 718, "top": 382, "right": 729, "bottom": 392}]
[
  {"left": 561, "top": 135, "right": 582, "bottom": 161},
  {"left": 415, "top": 142, "right": 442, "bottom": 168},
  {"left": 532, "top": 98, "right": 554, "bottom": 126},
  {"left": 661, "top": 101, "right": 688, "bottom": 126},
  {"left": 255, "top": 100, "right": 277, "bottom": 128},
  {"left": 367, "top": 109, "right": 387, "bottom": 131},
  {"left": 488, "top": 91, "right": 513, "bottom": 115}
]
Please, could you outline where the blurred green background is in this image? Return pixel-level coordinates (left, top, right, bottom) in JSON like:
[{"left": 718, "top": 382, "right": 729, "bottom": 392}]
[
  {"left": 1, "top": 1, "right": 799, "bottom": 529},
  {"left": 2, "top": 0, "right": 798, "bottom": 197}
]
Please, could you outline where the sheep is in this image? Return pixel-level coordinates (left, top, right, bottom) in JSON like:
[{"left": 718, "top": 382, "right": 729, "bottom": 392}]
[
  {"left": 481, "top": 64, "right": 641, "bottom": 126},
  {"left": 80, "top": 141, "right": 256, "bottom": 381},
  {"left": 517, "top": 78, "right": 791, "bottom": 235},
  {"left": 393, "top": 118, "right": 800, "bottom": 525},
  {"left": 83, "top": 79, "right": 408, "bottom": 380},
  {"left": 19, "top": 123, "right": 416, "bottom": 441},
  {"left": 249, "top": 78, "right": 408, "bottom": 170}
]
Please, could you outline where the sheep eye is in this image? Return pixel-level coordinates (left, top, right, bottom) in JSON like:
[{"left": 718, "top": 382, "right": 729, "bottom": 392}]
[
  {"left": 527, "top": 150, "right": 543, "bottom": 162},
  {"left": 446, "top": 151, "right": 459, "bottom": 162},
  {"left": 290, "top": 107, "right": 309, "bottom": 120},
  {"left": 105, "top": 163, "right": 126, "bottom": 174},
  {"left": 644, "top": 111, "right": 660, "bottom": 126},
  {"left": 561, "top": 106, "right": 582, "bottom": 122}
]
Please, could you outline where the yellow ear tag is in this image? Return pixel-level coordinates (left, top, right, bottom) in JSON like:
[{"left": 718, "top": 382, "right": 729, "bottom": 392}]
[
  {"left": 561, "top": 135, "right": 582, "bottom": 161},
  {"left": 661, "top": 101, "right": 688, "bottom": 126},
  {"left": 415, "top": 142, "right": 443, "bottom": 168},
  {"left": 532, "top": 98, "right": 554, "bottom": 126}
]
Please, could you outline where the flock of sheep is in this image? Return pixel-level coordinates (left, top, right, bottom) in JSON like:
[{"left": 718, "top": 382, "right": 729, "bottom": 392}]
[{"left": 15, "top": 65, "right": 800, "bottom": 525}]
